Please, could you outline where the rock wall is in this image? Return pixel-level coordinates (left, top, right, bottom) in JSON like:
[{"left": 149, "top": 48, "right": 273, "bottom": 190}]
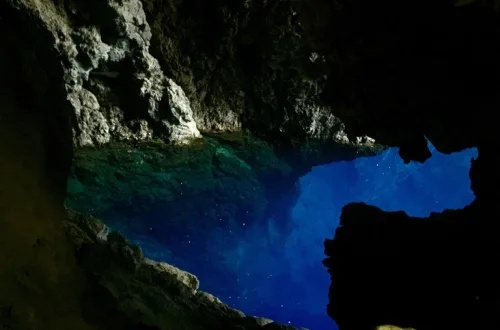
[
  {"left": 141, "top": 0, "right": 347, "bottom": 143},
  {"left": 6, "top": 0, "right": 375, "bottom": 151},
  {"left": 295, "top": 0, "right": 500, "bottom": 162}
]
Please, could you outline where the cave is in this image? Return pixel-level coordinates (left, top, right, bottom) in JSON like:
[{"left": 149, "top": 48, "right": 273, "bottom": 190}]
[{"left": 1, "top": 0, "right": 499, "bottom": 330}]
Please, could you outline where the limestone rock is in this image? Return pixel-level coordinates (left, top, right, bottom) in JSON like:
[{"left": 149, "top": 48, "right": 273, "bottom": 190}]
[
  {"left": 141, "top": 0, "right": 375, "bottom": 149},
  {"left": 7, "top": 0, "right": 201, "bottom": 147},
  {"left": 161, "top": 78, "right": 202, "bottom": 143},
  {"left": 12, "top": 0, "right": 378, "bottom": 152},
  {"left": 143, "top": 258, "right": 200, "bottom": 295},
  {"left": 5, "top": 0, "right": 377, "bottom": 153}
]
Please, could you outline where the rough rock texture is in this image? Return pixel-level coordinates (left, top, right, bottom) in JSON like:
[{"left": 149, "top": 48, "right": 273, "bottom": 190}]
[
  {"left": 140, "top": 0, "right": 353, "bottom": 144},
  {"left": 6, "top": 0, "right": 375, "bottom": 151},
  {"left": 64, "top": 209, "right": 307, "bottom": 330},
  {"left": 9, "top": 0, "right": 202, "bottom": 147},
  {"left": 291, "top": 0, "right": 500, "bottom": 329}
]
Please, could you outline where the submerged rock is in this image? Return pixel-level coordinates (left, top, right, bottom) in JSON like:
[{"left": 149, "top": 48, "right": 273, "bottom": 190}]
[
  {"left": 66, "top": 133, "right": 379, "bottom": 235},
  {"left": 65, "top": 132, "right": 381, "bottom": 289}
]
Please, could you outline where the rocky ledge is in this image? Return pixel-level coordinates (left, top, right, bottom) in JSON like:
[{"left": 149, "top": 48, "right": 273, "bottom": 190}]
[{"left": 63, "top": 209, "right": 306, "bottom": 330}]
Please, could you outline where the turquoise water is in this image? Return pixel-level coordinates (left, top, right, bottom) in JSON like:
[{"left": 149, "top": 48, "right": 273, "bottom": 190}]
[{"left": 129, "top": 143, "right": 477, "bottom": 329}]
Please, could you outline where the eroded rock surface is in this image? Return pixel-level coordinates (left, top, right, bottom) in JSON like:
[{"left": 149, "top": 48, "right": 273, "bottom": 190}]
[
  {"left": 7, "top": 0, "right": 376, "bottom": 151},
  {"left": 141, "top": 0, "right": 354, "bottom": 144}
]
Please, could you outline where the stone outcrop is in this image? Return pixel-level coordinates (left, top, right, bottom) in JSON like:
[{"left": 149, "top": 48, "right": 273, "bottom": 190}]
[
  {"left": 40, "top": 0, "right": 201, "bottom": 146},
  {"left": 64, "top": 209, "right": 307, "bottom": 330},
  {"left": 291, "top": 0, "right": 500, "bottom": 329},
  {"left": 140, "top": 0, "right": 354, "bottom": 144}
]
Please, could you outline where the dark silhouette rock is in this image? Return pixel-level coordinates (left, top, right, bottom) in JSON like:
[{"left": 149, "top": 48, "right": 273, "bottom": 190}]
[{"left": 293, "top": 0, "right": 500, "bottom": 328}]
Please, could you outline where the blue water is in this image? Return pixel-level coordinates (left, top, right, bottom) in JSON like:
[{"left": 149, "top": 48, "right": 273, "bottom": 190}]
[{"left": 131, "top": 143, "right": 478, "bottom": 330}]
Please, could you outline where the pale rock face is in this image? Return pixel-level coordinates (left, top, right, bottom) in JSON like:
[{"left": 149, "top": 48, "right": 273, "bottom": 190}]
[
  {"left": 10, "top": 0, "right": 200, "bottom": 147},
  {"left": 162, "top": 78, "right": 202, "bottom": 143},
  {"left": 143, "top": 258, "right": 200, "bottom": 295},
  {"left": 69, "top": 88, "right": 111, "bottom": 146}
]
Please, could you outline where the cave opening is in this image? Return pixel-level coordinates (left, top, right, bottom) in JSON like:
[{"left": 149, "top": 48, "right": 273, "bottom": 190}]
[{"left": 66, "top": 139, "right": 477, "bottom": 330}]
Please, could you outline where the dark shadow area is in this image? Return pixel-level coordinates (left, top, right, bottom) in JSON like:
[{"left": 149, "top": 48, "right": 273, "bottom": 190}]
[{"left": 0, "top": 3, "right": 90, "bottom": 329}]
